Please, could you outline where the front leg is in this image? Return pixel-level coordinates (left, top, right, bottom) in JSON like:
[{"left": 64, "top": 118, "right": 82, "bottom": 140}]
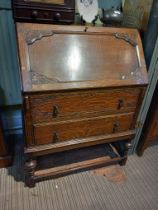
[
  {"left": 25, "top": 159, "right": 37, "bottom": 187},
  {"left": 119, "top": 141, "right": 132, "bottom": 166}
]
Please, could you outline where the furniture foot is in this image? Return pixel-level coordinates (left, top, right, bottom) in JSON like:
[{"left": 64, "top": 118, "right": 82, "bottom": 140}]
[
  {"left": 25, "top": 159, "right": 37, "bottom": 187},
  {"left": 112, "top": 141, "right": 132, "bottom": 166},
  {"left": 119, "top": 141, "right": 132, "bottom": 166},
  {"left": 119, "top": 157, "right": 127, "bottom": 166},
  {"left": 137, "top": 148, "right": 144, "bottom": 157}
]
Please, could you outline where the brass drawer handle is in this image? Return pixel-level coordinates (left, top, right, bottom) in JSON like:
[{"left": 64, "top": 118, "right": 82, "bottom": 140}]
[
  {"left": 53, "top": 132, "right": 59, "bottom": 143},
  {"left": 117, "top": 99, "right": 124, "bottom": 109},
  {"left": 52, "top": 105, "right": 59, "bottom": 118},
  {"left": 113, "top": 122, "right": 119, "bottom": 133}
]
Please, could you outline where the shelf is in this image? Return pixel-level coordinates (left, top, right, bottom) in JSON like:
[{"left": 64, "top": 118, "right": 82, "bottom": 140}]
[{"left": 32, "top": 143, "right": 125, "bottom": 182}]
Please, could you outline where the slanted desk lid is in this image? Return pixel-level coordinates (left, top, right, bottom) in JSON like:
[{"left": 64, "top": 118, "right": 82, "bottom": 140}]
[{"left": 17, "top": 23, "right": 148, "bottom": 92}]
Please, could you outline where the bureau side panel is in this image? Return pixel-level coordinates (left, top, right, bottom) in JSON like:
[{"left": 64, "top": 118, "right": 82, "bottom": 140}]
[{"left": 23, "top": 95, "right": 35, "bottom": 146}]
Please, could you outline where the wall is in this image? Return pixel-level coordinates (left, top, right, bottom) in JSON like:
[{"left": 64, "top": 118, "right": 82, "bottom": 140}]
[
  {"left": 123, "top": 0, "right": 153, "bottom": 32},
  {"left": 0, "top": 0, "right": 21, "bottom": 106},
  {"left": 0, "top": 0, "right": 22, "bottom": 134}
]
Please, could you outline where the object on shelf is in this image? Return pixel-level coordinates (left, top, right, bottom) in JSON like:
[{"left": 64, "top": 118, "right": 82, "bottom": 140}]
[
  {"left": 100, "top": 8, "right": 123, "bottom": 26},
  {"left": 13, "top": 0, "right": 75, "bottom": 24},
  {"left": 77, "top": 0, "right": 99, "bottom": 23}
]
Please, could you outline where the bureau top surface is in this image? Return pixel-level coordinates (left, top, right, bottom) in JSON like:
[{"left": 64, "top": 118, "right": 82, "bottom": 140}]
[{"left": 16, "top": 23, "right": 148, "bottom": 93}]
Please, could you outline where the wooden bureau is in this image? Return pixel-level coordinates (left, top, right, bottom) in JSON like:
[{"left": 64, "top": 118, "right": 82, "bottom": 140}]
[{"left": 16, "top": 23, "right": 148, "bottom": 187}]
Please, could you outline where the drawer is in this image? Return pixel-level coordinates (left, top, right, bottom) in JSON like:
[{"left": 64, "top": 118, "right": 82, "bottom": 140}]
[
  {"left": 29, "top": 88, "right": 140, "bottom": 123},
  {"left": 14, "top": 7, "right": 74, "bottom": 23},
  {"left": 33, "top": 113, "right": 134, "bottom": 145}
]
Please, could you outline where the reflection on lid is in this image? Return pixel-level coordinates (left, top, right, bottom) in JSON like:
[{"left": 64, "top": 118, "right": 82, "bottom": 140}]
[{"left": 67, "top": 46, "right": 81, "bottom": 80}]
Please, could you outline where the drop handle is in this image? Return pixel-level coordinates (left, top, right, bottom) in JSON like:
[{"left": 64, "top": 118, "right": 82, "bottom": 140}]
[
  {"left": 54, "top": 12, "right": 61, "bottom": 21},
  {"left": 112, "top": 122, "right": 119, "bottom": 133},
  {"left": 117, "top": 99, "right": 124, "bottom": 109},
  {"left": 52, "top": 105, "right": 59, "bottom": 118},
  {"left": 53, "top": 132, "right": 59, "bottom": 143},
  {"left": 31, "top": 10, "right": 38, "bottom": 18}
]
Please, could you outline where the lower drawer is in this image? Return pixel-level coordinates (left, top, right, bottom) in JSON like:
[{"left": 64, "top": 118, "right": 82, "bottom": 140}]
[{"left": 33, "top": 113, "right": 134, "bottom": 145}]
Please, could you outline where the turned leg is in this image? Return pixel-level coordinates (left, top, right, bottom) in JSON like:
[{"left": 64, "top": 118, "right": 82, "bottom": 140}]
[
  {"left": 25, "top": 159, "right": 37, "bottom": 187},
  {"left": 119, "top": 141, "right": 132, "bottom": 166}
]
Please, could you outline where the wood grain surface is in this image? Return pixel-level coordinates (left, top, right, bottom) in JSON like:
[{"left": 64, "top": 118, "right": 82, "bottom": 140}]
[
  {"left": 25, "top": 130, "right": 135, "bottom": 157},
  {"left": 34, "top": 113, "right": 134, "bottom": 145},
  {"left": 16, "top": 23, "right": 148, "bottom": 186},
  {"left": 29, "top": 88, "right": 140, "bottom": 123},
  {"left": 16, "top": 23, "right": 148, "bottom": 92}
]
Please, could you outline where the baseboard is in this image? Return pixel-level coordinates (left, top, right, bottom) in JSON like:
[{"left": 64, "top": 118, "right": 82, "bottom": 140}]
[{"left": 0, "top": 155, "right": 12, "bottom": 168}]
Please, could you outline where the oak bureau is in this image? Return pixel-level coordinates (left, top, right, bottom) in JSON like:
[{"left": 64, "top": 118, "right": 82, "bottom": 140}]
[{"left": 16, "top": 23, "right": 148, "bottom": 187}]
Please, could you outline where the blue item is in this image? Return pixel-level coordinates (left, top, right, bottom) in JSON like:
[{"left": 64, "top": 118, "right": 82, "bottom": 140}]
[{"left": 98, "top": 0, "right": 121, "bottom": 9}]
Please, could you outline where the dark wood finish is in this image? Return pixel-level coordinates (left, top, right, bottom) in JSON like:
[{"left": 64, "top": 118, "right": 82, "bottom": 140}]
[
  {"left": 0, "top": 121, "right": 12, "bottom": 168},
  {"left": 25, "top": 130, "right": 136, "bottom": 157},
  {"left": 27, "top": 143, "right": 125, "bottom": 184},
  {"left": 137, "top": 84, "right": 158, "bottom": 156},
  {"left": 112, "top": 140, "right": 132, "bottom": 165},
  {"left": 25, "top": 159, "right": 37, "bottom": 187},
  {"left": 13, "top": 0, "right": 75, "bottom": 24},
  {"left": 16, "top": 23, "right": 148, "bottom": 187}
]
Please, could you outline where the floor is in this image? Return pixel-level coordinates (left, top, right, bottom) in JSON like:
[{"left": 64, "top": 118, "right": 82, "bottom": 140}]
[{"left": 0, "top": 136, "right": 158, "bottom": 210}]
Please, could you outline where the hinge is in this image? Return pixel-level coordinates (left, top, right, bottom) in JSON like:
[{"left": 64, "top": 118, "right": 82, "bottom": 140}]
[
  {"left": 135, "top": 121, "right": 143, "bottom": 129},
  {"left": 24, "top": 96, "right": 30, "bottom": 111}
]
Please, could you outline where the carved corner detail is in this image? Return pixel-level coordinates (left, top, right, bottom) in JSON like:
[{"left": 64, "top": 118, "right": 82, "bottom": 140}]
[
  {"left": 31, "top": 70, "right": 60, "bottom": 84},
  {"left": 114, "top": 33, "right": 137, "bottom": 47},
  {"left": 25, "top": 30, "right": 54, "bottom": 45}
]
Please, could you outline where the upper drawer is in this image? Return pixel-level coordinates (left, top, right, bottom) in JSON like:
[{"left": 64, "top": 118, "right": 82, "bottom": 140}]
[{"left": 29, "top": 88, "right": 140, "bottom": 123}]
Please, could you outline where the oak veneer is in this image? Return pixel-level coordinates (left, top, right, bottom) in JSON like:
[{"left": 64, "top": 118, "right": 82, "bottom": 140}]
[
  {"left": 29, "top": 88, "right": 141, "bottom": 123},
  {"left": 16, "top": 23, "right": 148, "bottom": 187},
  {"left": 34, "top": 113, "right": 134, "bottom": 145}
]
